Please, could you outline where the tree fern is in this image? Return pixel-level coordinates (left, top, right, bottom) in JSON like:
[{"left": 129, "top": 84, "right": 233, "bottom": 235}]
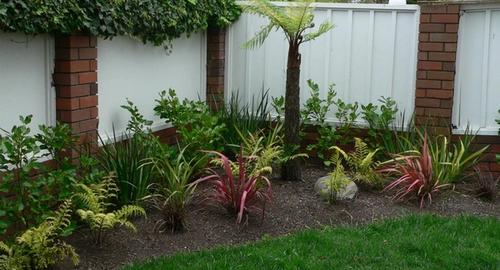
[
  {"left": 0, "top": 200, "right": 78, "bottom": 269},
  {"left": 74, "top": 174, "right": 146, "bottom": 245},
  {"left": 243, "top": 0, "right": 333, "bottom": 181},
  {"left": 332, "top": 138, "right": 383, "bottom": 188}
]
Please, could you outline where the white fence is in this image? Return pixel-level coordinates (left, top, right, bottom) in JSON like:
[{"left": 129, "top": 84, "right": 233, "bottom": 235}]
[
  {"left": 98, "top": 34, "right": 206, "bottom": 137},
  {"left": 0, "top": 33, "right": 55, "bottom": 133},
  {"left": 226, "top": 3, "right": 420, "bottom": 123},
  {"left": 453, "top": 4, "right": 500, "bottom": 135}
]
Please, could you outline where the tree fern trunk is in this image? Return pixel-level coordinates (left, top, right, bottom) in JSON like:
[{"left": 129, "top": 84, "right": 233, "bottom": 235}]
[{"left": 282, "top": 41, "right": 302, "bottom": 181}]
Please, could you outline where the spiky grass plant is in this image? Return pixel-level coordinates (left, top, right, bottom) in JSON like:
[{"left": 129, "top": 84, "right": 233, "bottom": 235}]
[
  {"left": 144, "top": 147, "right": 205, "bottom": 232},
  {"left": 0, "top": 201, "right": 78, "bottom": 270},
  {"left": 74, "top": 174, "right": 146, "bottom": 245},
  {"left": 332, "top": 138, "right": 383, "bottom": 189},
  {"left": 427, "top": 128, "right": 488, "bottom": 184},
  {"left": 473, "top": 167, "right": 498, "bottom": 202},
  {"left": 219, "top": 90, "right": 271, "bottom": 152},
  {"left": 198, "top": 151, "right": 272, "bottom": 224},
  {"left": 98, "top": 129, "right": 157, "bottom": 206}
]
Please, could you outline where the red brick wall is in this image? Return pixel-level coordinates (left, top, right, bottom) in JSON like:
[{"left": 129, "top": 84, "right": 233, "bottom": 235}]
[
  {"left": 415, "top": 4, "right": 460, "bottom": 135},
  {"left": 416, "top": 4, "right": 499, "bottom": 175},
  {"left": 206, "top": 26, "right": 226, "bottom": 111},
  {"left": 54, "top": 35, "right": 99, "bottom": 156}
]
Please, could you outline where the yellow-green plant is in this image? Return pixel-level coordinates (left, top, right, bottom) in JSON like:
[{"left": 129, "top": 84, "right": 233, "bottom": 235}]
[
  {"left": 234, "top": 123, "right": 307, "bottom": 177},
  {"left": 324, "top": 153, "right": 351, "bottom": 204},
  {"left": 426, "top": 129, "right": 488, "bottom": 184},
  {"left": 0, "top": 201, "right": 78, "bottom": 270},
  {"left": 74, "top": 174, "right": 146, "bottom": 245},
  {"left": 332, "top": 138, "right": 383, "bottom": 188},
  {"left": 144, "top": 146, "right": 205, "bottom": 233}
]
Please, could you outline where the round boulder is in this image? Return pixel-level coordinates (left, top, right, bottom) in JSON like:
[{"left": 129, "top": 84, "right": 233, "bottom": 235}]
[{"left": 314, "top": 175, "right": 358, "bottom": 201}]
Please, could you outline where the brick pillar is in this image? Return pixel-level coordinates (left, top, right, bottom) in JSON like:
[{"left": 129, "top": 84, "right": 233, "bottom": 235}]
[
  {"left": 415, "top": 4, "right": 460, "bottom": 134},
  {"left": 206, "top": 26, "right": 226, "bottom": 112},
  {"left": 54, "top": 35, "right": 98, "bottom": 156}
]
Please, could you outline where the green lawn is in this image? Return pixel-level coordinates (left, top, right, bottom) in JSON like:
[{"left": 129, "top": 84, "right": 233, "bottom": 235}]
[{"left": 124, "top": 215, "right": 500, "bottom": 270}]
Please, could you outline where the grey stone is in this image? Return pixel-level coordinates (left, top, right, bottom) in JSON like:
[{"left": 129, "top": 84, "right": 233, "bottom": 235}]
[{"left": 314, "top": 175, "right": 358, "bottom": 201}]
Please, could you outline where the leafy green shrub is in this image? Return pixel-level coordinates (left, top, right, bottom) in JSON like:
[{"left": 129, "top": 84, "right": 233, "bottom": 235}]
[
  {"left": 301, "top": 80, "right": 338, "bottom": 163},
  {"left": 361, "top": 97, "right": 398, "bottom": 152},
  {"left": 334, "top": 98, "right": 360, "bottom": 145},
  {"left": 0, "top": 201, "right": 78, "bottom": 269},
  {"left": 0, "top": 1, "right": 240, "bottom": 48},
  {"left": 145, "top": 147, "right": 205, "bottom": 232},
  {"left": 332, "top": 138, "right": 383, "bottom": 189},
  {"left": 154, "top": 89, "right": 225, "bottom": 161},
  {"left": 74, "top": 174, "right": 146, "bottom": 245},
  {"left": 0, "top": 116, "right": 77, "bottom": 234}
]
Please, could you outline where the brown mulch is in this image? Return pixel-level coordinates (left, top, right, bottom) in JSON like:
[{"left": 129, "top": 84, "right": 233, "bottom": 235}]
[{"left": 67, "top": 163, "right": 500, "bottom": 270}]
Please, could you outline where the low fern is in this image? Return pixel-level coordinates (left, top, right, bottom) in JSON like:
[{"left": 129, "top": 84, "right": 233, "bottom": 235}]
[
  {"left": 332, "top": 138, "right": 383, "bottom": 189},
  {"left": 325, "top": 153, "right": 351, "bottom": 204},
  {"left": 0, "top": 200, "right": 78, "bottom": 270},
  {"left": 74, "top": 174, "right": 146, "bottom": 245}
]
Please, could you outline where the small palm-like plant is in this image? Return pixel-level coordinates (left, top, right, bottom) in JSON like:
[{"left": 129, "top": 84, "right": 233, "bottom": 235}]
[
  {"left": 244, "top": 0, "right": 333, "bottom": 181},
  {"left": 198, "top": 151, "right": 272, "bottom": 224},
  {"left": 74, "top": 174, "right": 146, "bottom": 245},
  {"left": 145, "top": 146, "right": 205, "bottom": 232},
  {"left": 332, "top": 138, "right": 383, "bottom": 189},
  {"left": 0, "top": 200, "right": 78, "bottom": 270},
  {"left": 381, "top": 134, "right": 448, "bottom": 208}
]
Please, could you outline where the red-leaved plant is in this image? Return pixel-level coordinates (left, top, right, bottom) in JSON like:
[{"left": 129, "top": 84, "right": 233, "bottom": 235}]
[
  {"left": 380, "top": 133, "right": 448, "bottom": 208},
  {"left": 197, "top": 151, "right": 272, "bottom": 224}
]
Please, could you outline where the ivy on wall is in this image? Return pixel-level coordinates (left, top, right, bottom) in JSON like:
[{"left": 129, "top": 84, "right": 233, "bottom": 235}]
[{"left": 0, "top": 0, "right": 240, "bottom": 47}]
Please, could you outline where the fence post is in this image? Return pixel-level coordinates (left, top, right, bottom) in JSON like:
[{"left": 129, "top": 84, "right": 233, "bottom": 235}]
[
  {"left": 415, "top": 4, "right": 460, "bottom": 134},
  {"left": 206, "top": 26, "right": 226, "bottom": 112},
  {"left": 53, "top": 34, "right": 99, "bottom": 157}
]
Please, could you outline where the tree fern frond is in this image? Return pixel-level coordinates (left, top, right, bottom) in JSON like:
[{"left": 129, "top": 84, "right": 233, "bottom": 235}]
[
  {"left": 242, "top": 22, "right": 276, "bottom": 49},
  {"left": 303, "top": 21, "right": 334, "bottom": 43}
]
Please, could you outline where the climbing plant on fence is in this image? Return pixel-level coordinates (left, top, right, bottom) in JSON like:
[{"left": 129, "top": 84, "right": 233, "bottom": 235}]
[{"left": 0, "top": 0, "right": 240, "bottom": 48}]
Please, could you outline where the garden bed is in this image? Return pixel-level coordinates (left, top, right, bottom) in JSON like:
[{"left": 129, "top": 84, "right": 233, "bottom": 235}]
[{"left": 67, "top": 161, "right": 500, "bottom": 270}]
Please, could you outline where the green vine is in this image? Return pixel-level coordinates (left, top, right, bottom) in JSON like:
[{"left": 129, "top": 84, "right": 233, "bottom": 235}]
[{"left": 0, "top": 0, "right": 241, "bottom": 48}]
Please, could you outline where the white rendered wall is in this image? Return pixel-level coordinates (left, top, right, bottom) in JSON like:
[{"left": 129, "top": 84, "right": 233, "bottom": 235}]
[
  {"left": 0, "top": 33, "right": 55, "bottom": 133},
  {"left": 98, "top": 34, "right": 206, "bottom": 137}
]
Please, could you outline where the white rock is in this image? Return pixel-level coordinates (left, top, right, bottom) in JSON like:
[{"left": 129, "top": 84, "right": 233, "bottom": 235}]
[{"left": 314, "top": 175, "right": 358, "bottom": 201}]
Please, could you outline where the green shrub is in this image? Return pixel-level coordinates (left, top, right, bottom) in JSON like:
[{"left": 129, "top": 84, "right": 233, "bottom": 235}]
[
  {"left": 74, "top": 174, "right": 146, "bottom": 245},
  {"left": 361, "top": 97, "right": 398, "bottom": 152},
  {"left": 154, "top": 89, "right": 225, "bottom": 161},
  {"left": 0, "top": 201, "right": 78, "bottom": 270},
  {"left": 0, "top": 116, "right": 77, "bottom": 234},
  {"left": 301, "top": 80, "right": 339, "bottom": 164}
]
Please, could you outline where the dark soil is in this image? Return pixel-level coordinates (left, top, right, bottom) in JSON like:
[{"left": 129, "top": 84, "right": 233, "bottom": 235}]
[{"left": 67, "top": 163, "right": 499, "bottom": 270}]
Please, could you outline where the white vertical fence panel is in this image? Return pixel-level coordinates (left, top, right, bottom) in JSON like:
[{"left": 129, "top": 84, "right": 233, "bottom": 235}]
[
  {"left": 453, "top": 4, "right": 500, "bottom": 135},
  {"left": 0, "top": 33, "right": 55, "bottom": 133},
  {"left": 226, "top": 3, "right": 420, "bottom": 123},
  {"left": 98, "top": 34, "right": 206, "bottom": 137}
]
